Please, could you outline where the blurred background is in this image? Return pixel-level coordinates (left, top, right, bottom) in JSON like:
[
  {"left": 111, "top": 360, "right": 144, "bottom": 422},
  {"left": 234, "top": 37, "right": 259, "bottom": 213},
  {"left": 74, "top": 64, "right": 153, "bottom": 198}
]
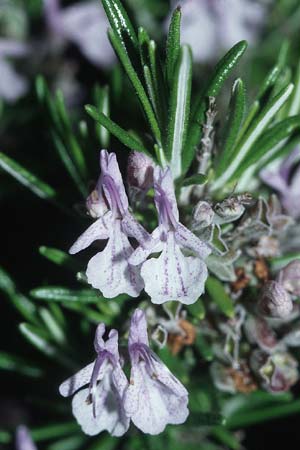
[{"left": 1, "top": 1, "right": 300, "bottom": 449}]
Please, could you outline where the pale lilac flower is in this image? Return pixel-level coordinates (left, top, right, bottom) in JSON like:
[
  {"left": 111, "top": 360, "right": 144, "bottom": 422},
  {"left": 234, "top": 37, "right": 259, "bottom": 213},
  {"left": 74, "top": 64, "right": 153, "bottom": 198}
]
[
  {"left": 70, "top": 150, "right": 149, "bottom": 298},
  {"left": 123, "top": 309, "right": 189, "bottom": 434},
  {"left": 0, "top": 39, "right": 29, "bottom": 103},
  {"left": 16, "top": 426, "right": 37, "bottom": 450},
  {"left": 127, "top": 152, "right": 155, "bottom": 192},
  {"left": 258, "top": 280, "right": 293, "bottom": 319},
  {"left": 250, "top": 349, "right": 298, "bottom": 393},
  {"left": 278, "top": 260, "right": 300, "bottom": 297},
  {"left": 130, "top": 167, "right": 211, "bottom": 305},
  {"left": 170, "top": 0, "right": 266, "bottom": 63},
  {"left": 59, "top": 323, "right": 129, "bottom": 436},
  {"left": 261, "top": 148, "right": 300, "bottom": 219},
  {"left": 44, "top": 0, "right": 115, "bottom": 67}
]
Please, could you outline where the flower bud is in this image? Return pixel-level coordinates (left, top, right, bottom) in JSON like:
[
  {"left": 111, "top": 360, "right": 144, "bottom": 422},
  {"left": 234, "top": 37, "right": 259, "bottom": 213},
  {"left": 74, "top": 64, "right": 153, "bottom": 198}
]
[
  {"left": 250, "top": 349, "right": 298, "bottom": 393},
  {"left": 127, "top": 151, "right": 154, "bottom": 192},
  {"left": 258, "top": 280, "right": 293, "bottom": 319},
  {"left": 279, "top": 260, "right": 300, "bottom": 297},
  {"left": 86, "top": 188, "right": 108, "bottom": 218},
  {"left": 191, "top": 201, "right": 214, "bottom": 230}
]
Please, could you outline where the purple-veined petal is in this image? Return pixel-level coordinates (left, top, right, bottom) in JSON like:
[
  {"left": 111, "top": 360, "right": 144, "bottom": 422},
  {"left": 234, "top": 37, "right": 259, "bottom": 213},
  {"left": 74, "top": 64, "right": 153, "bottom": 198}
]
[
  {"left": 141, "top": 232, "right": 208, "bottom": 304},
  {"left": 69, "top": 212, "right": 112, "bottom": 254},
  {"left": 129, "top": 228, "right": 163, "bottom": 266},
  {"left": 59, "top": 360, "right": 108, "bottom": 397},
  {"left": 16, "top": 426, "right": 37, "bottom": 450},
  {"left": 72, "top": 369, "right": 129, "bottom": 436},
  {"left": 129, "top": 308, "right": 149, "bottom": 347},
  {"left": 124, "top": 361, "right": 188, "bottom": 435},
  {"left": 121, "top": 212, "right": 150, "bottom": 244},
  {"left": 93, "top": 323, "right": 106, "bottom": 353},
  {"left": 175, "top": 222, "right": 211, "bottom": 259},
  {"left": 154, "top": 167, "right": 179, "bottom": 221},
  {"left": 86, "top": 219, "right": 144, "bottom": 297},
  {"left": 101, "top": 150, "right": 129, "bottom": 213}
]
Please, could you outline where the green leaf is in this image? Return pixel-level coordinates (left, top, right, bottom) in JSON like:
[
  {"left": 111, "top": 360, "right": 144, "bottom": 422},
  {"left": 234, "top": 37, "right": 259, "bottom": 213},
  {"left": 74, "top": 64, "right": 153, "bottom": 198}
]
[
  {"left": 187, "top": 298, "right": 205, "bottom": 320},
  {"left": 39, "top": 246, "right": 81, "bottom": 272},
  {"left": 102, "top": 0, "right": 138, "bottom": 51},
  {"left": 0, "top": 151, "right": 56, "bottom": 199},
  {"left": 0, "top": 267, "right": 38, "bottom": 323},
  {"left": 0, "top": 351, "right": 43, "bottom": 377},
  {"left": 184, "top": 41, "right": 248, "bottom": 173},
  {"left": 108, "top": 28, "right": 162, "bottom": 145},
  {"left": 206, "top": 276, "right": 234, "bottom": 318},
  {"left": 181, "top": 173, "right": 208, "bottom": 187},
  {"left": 187, "top": 412, "right": 225, "bottom": 427},
  {"left": 167, "top": 44, "right": 192, "bottom": 178},
  {"left": 148, "top": 40, "right": 168, "bottom": 132},
  {"left": 31, "top": 422, "right": 79, "bottom": 441},
  {"left": 19, "top": 323, "right": 75, "bottom": 369},
  {"left": 270, "top": 253, "right": 300, "bottom": 272},
  {"left": 257, "top": 65, "right": 281, "bottom": 100},
  {"left": 85, "top": 105, "right": 152, "bottom": 156},
  {"left": 232, "top": 115, "right": 300, "bottom": 177},
  {"left": 195, "top": 333, "right": 213, "bottom": 361},
  {"left": 166, "top": 6, "right": 181, "bottom": 87},
  {"left": 212, "top": 427, "right": 240, "bottom": 450},
  {"left": 30, "top": 286, "right": 102, "bottom": 303},
  {"left": 287, "top": 60, "right": 300, "bottom": 116},
  {"left": 48, "top": 435, "right": 87, "bottom": 450},
  {"left": 39, "top": 307, "right": 66, "bottom": 346},
  {"left": 215, "top": 78, "right": 246, "bottom": 177},
  {"left": 0, "top": 430, "right": 11, "bottom": 444},
  {"left": 212, "top": 83, "right": 294, "bottom": 189},
  {"left": 94, "top": 85, "right": 110, "bottom": 147},
  {"left": 227, "top": 399, "right": 300, "bottom": 429},
  {"left": 51, "top": 132, "right": 87, "bottom": 197}
]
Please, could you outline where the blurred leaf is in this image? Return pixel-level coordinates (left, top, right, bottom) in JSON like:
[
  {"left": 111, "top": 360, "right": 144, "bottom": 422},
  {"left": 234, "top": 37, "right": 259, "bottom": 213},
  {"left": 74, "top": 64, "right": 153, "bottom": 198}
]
[
  {"left": 39, "top": 246, "right": 81, "bottom": 272},
  {"left": 184, "top": 41, "right": 248, "bottom": 172},
  {"left": 187, "top": 298, "right": 206, "bottom": 320},
  {"left": 195, "top": 333, "right": 213, "bottom": 361},
  {"left": 0, "top": 267, "right": 38, "bottom": 323},
  {"left": 39, "top": 307, "right": 67, "bottom": 346},
  {"left": 31, "top": 423, "right": 79, "bottom": 441},
  {"left": 167, "top": 45, "right": 192, "bottom": 178},
  {"left": 19, "top": 323, "right": 75, "bottom": 369},
  {"left": 232, "top": 115, "right": 300, "bottom": 177},
  {"left": 270, "top": 253, "right": 300, "bottom": 271},
  {"left": 215, "top": 78, "right": 246, "bottom": 177},
  {"left": 211, "top": 427, "right": 240, "bottom": 450},
  {"left": 187, "top": 412, "right": 225, "bottom": 426},
  {"left": 287, "top": 60, "right": 300, "bottom": 115},
  {"left": 47, "top": 435, "right": 87, "bottom": 450},
  {"left": 213, "top": 83, "right": 294, "bottom": 189},
  {"left": 166, "top": 6, "right": 181, "bottom": 87},
  {"left": 227, "top": 399, "right": 300, "bottom": 429},
  {"left": 0, "top": 151, "right": 56, "bottom": 199},
  {"left": 108, "top": 28, "right": 162, "bottom": 145},
  {"left": 0, "top": 351, "right": 43, "bottom": 377},
  {"left": 31, "top": 286, "right": 102, "bottom": 303},
  {"left": 206, "top": 276, "right": 234, "bottom": 318},
  {"left": 94, "top": 85, "right": 110, "bottom": 147},
  {"left": 51, "top": 132, "right": 87, "bottom": 197},
  {"left": 181, "top": 173, "right": 208, "bottom": 187},
  {"left": 85, "top": 105, "right": 152, "bottom": 156},
  {"left": 0, "top": 430, "right": 11, "bottom": 444}
]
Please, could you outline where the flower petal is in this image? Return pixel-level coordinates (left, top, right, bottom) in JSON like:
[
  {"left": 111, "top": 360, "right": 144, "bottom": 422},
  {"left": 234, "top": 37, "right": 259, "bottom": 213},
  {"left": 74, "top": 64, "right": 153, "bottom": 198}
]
[
  {"left": 86, "top": 219, "right": 144, "bottom": 297},
  {"left": 124, "top": 362, "right": 188, "bottom": 435},
  {"left": 129, "top": 308, "right": 149, "bottom": 347},
  {"left": 72, "top": 371, "right": 129, "bottom": 437},
  {"left": 121, "top": 212, "right": 150, "bottom": 244},
  {"left": 59, "top": 361, "right": 99, "bottom": 397},
  {"left": 141, "top": 232, "right": 208, "bottom": 304},
  {"left": 69, "top": 213, "right": 112, "bottom": 254},
  {"left": 175, "top": 223, "right": 211, "bottom": 259},
  {"left": 154, "top": 167, "right": 179, "bottom": 222},
  {"left": 101, "top": 150, "right": 129, "bottom": 212}
]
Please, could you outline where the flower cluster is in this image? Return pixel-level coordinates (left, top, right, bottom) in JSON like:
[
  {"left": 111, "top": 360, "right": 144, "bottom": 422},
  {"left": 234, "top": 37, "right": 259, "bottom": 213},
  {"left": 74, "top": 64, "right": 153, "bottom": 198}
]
[
  {"left": 59, "top": 309, "right": 189, "bottom": 436},
  {"left": 70, "top": 149, "right": 211, "bottom": 305}
]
